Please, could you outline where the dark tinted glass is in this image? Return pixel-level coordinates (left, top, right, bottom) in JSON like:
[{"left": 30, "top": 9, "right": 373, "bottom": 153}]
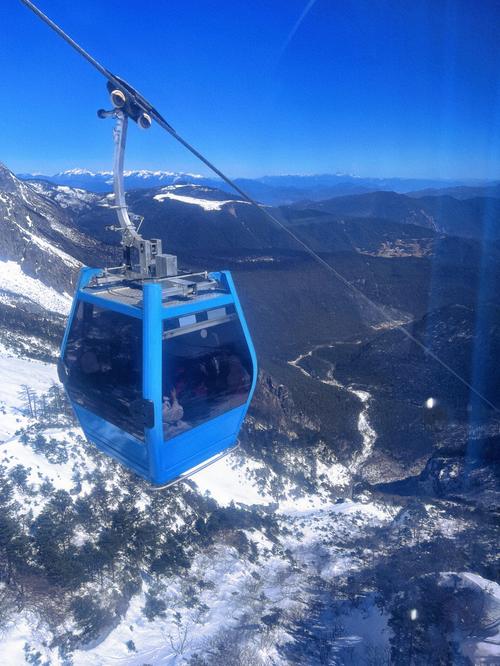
[
  {"left": 162, "top": 308, "right": 252, "bottom": 440},
  {"left": 63, "top": 302, "right": 144, "bottom": 440}
]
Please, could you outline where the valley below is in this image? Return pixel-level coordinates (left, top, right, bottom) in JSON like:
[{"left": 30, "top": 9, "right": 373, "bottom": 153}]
[{"left": 0, "top": 162, "right": 498, "bottom": 664}]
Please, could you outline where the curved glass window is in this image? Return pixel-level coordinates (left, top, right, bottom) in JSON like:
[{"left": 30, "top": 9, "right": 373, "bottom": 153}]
[
  {"left": 162, "top": 306, "right": 253, "bottom": 440},
  {"left": 63, "top": 302, "right": 144, "bottom": 440}
]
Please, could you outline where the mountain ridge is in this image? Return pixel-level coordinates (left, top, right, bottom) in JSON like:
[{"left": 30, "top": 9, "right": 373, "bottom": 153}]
[{"left": 19, "top": 170, "right": 496, "bottom": 205}]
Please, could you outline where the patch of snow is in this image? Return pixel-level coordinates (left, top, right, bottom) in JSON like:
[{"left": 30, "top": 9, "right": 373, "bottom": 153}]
[
  {"left": 26, "top": 230, "right": 81, "bottom": 270},
  {"left": 191, "top": 451, "right": 353, "bottom": 513},
  {"left": 8, "top": 211, "right": 81, "bottom": 271},
  {"left": 1, "top": 435, "right": 76, "bottom": 494},
  {"left": 289, "top": 345, "right": 378, "bottom": 472},
  {"left": 153, "top": 191, "right": 248, "bottom": 211},
  {"left": 0, "top": 354, "right": 57, "bottom": 440},
  {"left": 191, "top": 454, "right": 274, "bottom": 506},
  {"left": 0, "top": 260, "right": 72, "bottom": 315},
  {"left": 317, "top": 460, "right": 351, "bottom": 487},
  {"left": 350, "top": 389, "right": 377, "bottom": 471},
  {"left": 441, "top": 572, "right": 500, "bottom": 662},
  {"left": 0, "top": 616, "right": 42, "bottom": 666}
]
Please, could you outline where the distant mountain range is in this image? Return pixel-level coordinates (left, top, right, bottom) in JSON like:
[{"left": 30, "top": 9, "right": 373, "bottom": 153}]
[
  {"left": 18, "top": 169, "right": 499, "bottom": 206},
  {"left": 291, "top": 190, "right": 500, "bottom": 239},
  {"left": 408, "top": 182, "right": 500, "bottom": 200}
]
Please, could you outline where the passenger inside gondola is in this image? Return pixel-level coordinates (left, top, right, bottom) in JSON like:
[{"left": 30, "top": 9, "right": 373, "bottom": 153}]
[
  {"left": 162, "top": 385, "right": 189, "bottom": 438},
  {"left": 162, "top": 312, "right": 252, "bottom": 440}
]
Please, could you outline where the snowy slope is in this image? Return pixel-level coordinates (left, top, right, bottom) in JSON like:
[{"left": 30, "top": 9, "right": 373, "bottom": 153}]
[
  {"left": 0, "top": 354, "right": 57, "bottom": 440},
  {"left": 0, "top": 340, "right": 400, "bottom": 666},
  {"left": 153, "top": 187, "right": 249, "bottom": 212},
  {"left": 444, "top": 572, "right": 500, "bottom": 662},
  {"left": 0, "top": 352, "right": 94, "bottom": 504},
  {"left": 0, "top": 260, "right": 71, "bottom": 315},
  {"left": 67, "top": 499, "right": 396, "bottom": 666},
  {"left": 0, "top": 162, "right": 102, "bottom": 302},
  {"left": 27, "top": 180, "right": 101, "bottom": 211}
]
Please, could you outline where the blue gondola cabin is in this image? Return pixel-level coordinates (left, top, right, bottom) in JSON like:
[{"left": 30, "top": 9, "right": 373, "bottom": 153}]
[{"left": 58, "top": 268, "right": 257, "bottom": 486}]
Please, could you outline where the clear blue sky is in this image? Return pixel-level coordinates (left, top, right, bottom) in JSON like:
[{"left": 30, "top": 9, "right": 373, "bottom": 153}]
[{"left": 1, "top": 0, "right": 500, "bottom": 179}]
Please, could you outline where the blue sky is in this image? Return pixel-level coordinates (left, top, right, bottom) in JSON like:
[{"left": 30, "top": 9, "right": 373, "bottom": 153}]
[{"left": 1, "top": 0, "right": 500, "bottom": 178}]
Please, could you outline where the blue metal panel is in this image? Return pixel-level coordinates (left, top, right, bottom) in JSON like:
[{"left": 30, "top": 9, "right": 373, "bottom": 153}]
[
  {"left": 154, "top": 405, "right": 246, "bottom": 485},
  {"left": 142, "top": 283, "right": 163, "bottom": 481},
  {"left": 78, "top": 291, "right": 142, "bottom": 319},
  {"left": 154, "top": 269, "right": 258, "bottom": 486},
  {"left": 161, "top": 294, "right": 235, "bottom": 320},
  {"left": 73, "top": 403, "right": 149, "bottom": 476}
]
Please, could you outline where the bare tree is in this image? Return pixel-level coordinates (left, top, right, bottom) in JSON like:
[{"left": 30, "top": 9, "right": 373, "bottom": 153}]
[{"left": 18, "top": 385, "right": 38, "bottom": 418}]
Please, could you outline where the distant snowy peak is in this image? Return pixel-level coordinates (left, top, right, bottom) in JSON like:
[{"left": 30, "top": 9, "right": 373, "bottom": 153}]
[
  {"left": 127, "top": 169, "right": 204, "bottom": 180},
  {"left": 20, "top": 169, "right": 488, "bottom": 205},
  {"left": 55, "top": 168, "right": 103, "bottom": 177},
  {"left": 54, "top": 168, "right": 204, "bottom": 179},
  {"left": 20, "top": 169, "right": 209, "bottom": 193}
]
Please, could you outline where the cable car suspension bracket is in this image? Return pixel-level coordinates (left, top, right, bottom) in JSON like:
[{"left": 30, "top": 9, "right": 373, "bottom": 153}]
[{"left": 97, "top": 87, "right": 177, "bottom": 279}]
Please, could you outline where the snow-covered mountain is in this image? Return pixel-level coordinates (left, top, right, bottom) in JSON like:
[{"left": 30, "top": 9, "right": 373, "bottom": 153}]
[
  {"left": 0, "top": 163, "right": 119, "bottom": 359},
  {"left": 20, "top": 169, "right": 212, "bottom": 194},
  {"left": 1, "top": 160, "right": 499, "bottom": 664},
  {"left": 20, "top": 170, "right": 494, "bottom": 205},
  {"left": 26, "top": 179, "right": 102, "bottom": 212},
  {"left": 0, "top": 163, "right": 81, "bottom": 293},
  {"left": 0, "top": 343, "right": 497, "bottom": 664}
]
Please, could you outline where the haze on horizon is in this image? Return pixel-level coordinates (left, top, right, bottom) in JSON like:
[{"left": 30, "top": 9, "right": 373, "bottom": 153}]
[{"left": 1, "top": 0, "right": 499, "bottom": 180}]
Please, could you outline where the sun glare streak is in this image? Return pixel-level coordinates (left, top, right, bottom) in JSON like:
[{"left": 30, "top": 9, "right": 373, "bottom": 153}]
[{"left": 278, "top": 0, "right": 319, "bottom": 61}]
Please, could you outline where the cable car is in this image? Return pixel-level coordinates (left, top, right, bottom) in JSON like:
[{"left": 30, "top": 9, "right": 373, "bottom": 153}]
[
  {"left": 59, "top": 267, "right": 257, "bottom": 486},
  {"left": 53, "top": 79, "right": 257, "bottom": 487},
  {"left": 22, "top": 0, "right": 258, "bottom": 486}
]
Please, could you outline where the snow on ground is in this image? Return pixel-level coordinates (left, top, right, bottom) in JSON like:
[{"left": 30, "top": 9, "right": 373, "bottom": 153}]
[
  {"left": 153, "top": 191, "right": 248, "bottom": 211},
  {"left": 289, "top": 344, "right": 378, "bottom": 473},
  {"left": 24, "top": 228, "right": 81, "bottom": 271},
  {"left": 27, "top": 181, "right": 98, "bottom": 209},
  {"left": 317, "top": 459, "right": 351, "bottom": 488},
  {"left": 67, "top": 494, "right": 396, "bottom": 666},
  {"left": 191, "top": 450, "right": 352, "bottom": 513},
  {"left": 0, "top": 614, "right": 52, "bottom": 666},
  {"left": 191, "top": 454, "right": 274, "bottom": 506},
  {"left": 0, "top": 353, "right": 88, "bottom": 499},
  {"left": 71, "top": 549, "right": 266, "bottom": 666},
  {"left": 0, "top": 354, "right": 57, "bottom": 440},
  {"left": 0, "top": 347, "right": 400, "bottom": 665},
  {"left": 286, "top": 497, "right": 393, "bottom": 522},
  {"left": 442, "top": 572, "right": 500, "bottom": 662},
  {"left": 0, "top": 351, "right": 98, "bottom": 517},
  {"left": 351, "top": 389, "right": 377, "bottom": 472},
  {"left": 0, "top": 260, "right": 72, "bottom": 315},
  {"left": 51, "top": 185, "right": 98, "bottom": 208},
  {"left": 1, "top": 434, "right": 76, "bottom": 495},
  {"left": 2, "top": 193, "right": 82, "bottom": 271}
]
